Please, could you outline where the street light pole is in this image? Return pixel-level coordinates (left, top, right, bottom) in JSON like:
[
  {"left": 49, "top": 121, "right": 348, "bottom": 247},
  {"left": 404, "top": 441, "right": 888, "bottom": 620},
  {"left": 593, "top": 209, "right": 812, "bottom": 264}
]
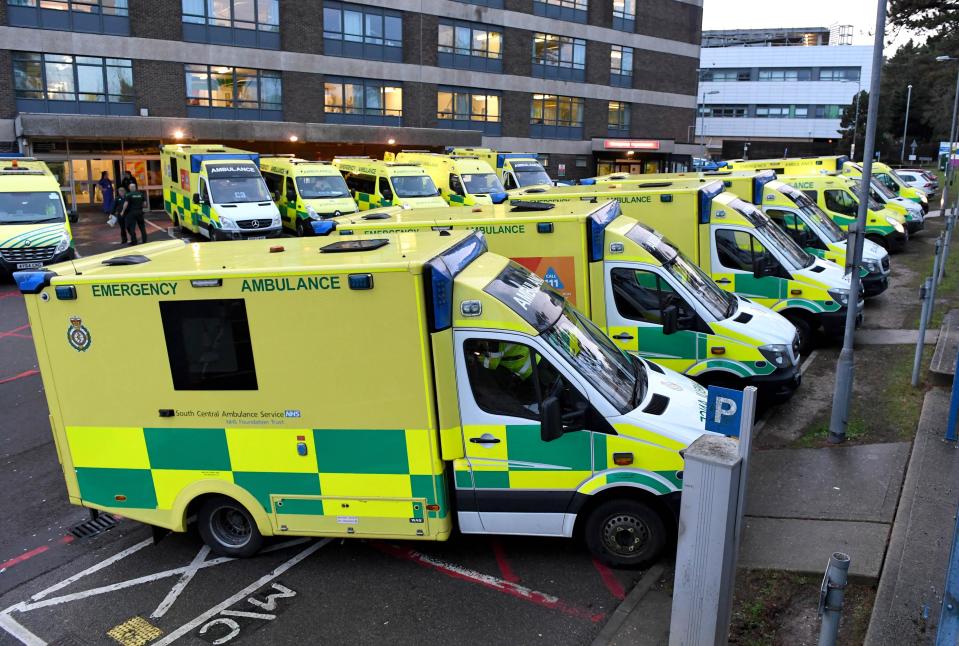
[
  {"left": 699, "top": 90, "right": 719, "bottom": 159},
  {"left": 828, "top": 0, "right": 885, "bottom": 444},
  {"left": 900, "top": 84, "right": 912, "bottom": 165},
  {"left": 851, "top": 90, "right": 862, "bottom": 159},
  {"left": 937, "top": 57, "right": 959, "bottom": 217}
]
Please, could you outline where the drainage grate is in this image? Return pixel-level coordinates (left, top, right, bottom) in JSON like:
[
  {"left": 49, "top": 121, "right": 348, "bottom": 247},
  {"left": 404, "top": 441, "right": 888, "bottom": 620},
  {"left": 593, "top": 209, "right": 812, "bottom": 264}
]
[{"left": 69, "top": 513, "right": 119, "bottom": 539}]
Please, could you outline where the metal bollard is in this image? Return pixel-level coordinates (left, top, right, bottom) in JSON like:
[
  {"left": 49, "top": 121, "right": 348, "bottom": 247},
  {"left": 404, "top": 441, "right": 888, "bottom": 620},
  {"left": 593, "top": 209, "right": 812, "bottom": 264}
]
[
  {"left": 927, "top": 236, "right": 944, "bottom": 328},
  {"left": 818, "top": 552, "right": 851, "bottom": 646},
  {"left": 940, "top": 214, "right": 954, "bottom": 285},
  {"left": 912, "top": 277, "right": 933, "bottom": 387}
]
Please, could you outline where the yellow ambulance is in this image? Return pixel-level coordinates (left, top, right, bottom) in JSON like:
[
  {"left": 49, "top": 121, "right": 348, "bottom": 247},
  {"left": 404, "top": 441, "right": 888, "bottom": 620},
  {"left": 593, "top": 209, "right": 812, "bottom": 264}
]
[
  {"left": 332, "top": 157, "right": 448, "bottom": 210},
  {"left": 447, "top": 147, "right": 553, "bottom": 190},
  {"left": 722, "top": 155, "right": 849, "bottom": 176},
  {"left": 842, "top": 174, "right": 924, "bottom": 234},
  {"left": 0, "top": 157, "right": 75, "bottom": 276},
  {"left": 259, "top": 156, "right": 357, "bottom": 236},
  {"left": 388, "top": 151, "right": 508, "bottom": 205},
  {"left": 327, "top": 200, "right": 802, "bottom": 400},
  {"left": 161, "top": 145, "right": 282, "bottom": 240},
  {"left": 509, "top": 182, "right": 859, "bottom": 351},
  {"left": 842, "top": 161, "right": 928, "bottom": 212},
  {"left": 16, "top": 231, "right": 712, "bottom": 567}
]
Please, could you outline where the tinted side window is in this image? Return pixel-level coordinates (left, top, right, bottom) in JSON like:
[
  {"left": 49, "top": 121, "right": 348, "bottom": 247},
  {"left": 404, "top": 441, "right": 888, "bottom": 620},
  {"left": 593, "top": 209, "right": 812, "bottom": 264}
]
[
  {"left": 262, "top": 171, "right": 283, "bottom": 199},
  {"left": 611, "top": 268, "right": 664, "bottom": 324},
  {"left": 801, "top": 189, "right": 818, "bottom": 202},
  {"left": 716, "top": 229, "right": 772, "bottom": 272},
  {"left": 825, "top": 190, "right": 856, "bottom": 215},
  {"left": 450, "top": 173, "right": 464, "bottom": 195},
  {"left": 503, "top": 173, "right": 517, "bottom": 190},
  {"left": 160, "top": 299, "right": 258, "bottom": 391},
  {"left": 345, "top": 173, "right": 376, "bottom": 195},
  {"left": 378, "top": 176, "right": 393, "bottom": 200}
]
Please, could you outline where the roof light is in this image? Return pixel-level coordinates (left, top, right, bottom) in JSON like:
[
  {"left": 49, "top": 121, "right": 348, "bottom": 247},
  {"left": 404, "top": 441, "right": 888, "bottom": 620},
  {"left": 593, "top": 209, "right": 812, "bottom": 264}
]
[
  {"left": 173, "top": 130, "right": 184, "bottom": 140},
  {"left": 587, "top": 200, "right": 621, "bottom": 262},
  {"left": 699, "top": 181, "right": 725, "bottom": 224},
  {"left": 424, "top": 232, "right": 488, "bottom": 332},
  {"left": 269, "top": 245, "right": 285, "bottom": 253},
  {"left": 191, "top": 278, "right": 222, "bottom": 288},
  {"left": 348, "top": 273, "right": 374, "bottom": 290},
  {"left": 289, "top": 135, "right": 299, "bottom": 142}
]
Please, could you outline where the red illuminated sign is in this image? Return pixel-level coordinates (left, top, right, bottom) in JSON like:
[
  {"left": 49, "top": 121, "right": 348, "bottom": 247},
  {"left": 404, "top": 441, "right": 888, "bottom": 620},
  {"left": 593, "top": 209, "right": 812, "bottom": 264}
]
[{"left": 603, "top": 139, "right": 661, "bottom": 150}]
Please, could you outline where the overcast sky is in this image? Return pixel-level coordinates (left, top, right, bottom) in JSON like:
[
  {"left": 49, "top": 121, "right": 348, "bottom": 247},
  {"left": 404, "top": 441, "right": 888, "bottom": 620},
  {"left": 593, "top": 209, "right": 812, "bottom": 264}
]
[{"left": 701, "top": 0, "right": 920, "bottom": 53}]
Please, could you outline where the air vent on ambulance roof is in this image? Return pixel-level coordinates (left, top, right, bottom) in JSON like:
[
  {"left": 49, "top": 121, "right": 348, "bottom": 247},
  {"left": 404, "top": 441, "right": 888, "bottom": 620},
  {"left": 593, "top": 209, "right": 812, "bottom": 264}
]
[
  {"left": 101, "top": 254, "right": 150, "bottom": 266},
  {"left": 809, "top": 265, "right": 826, "bottom": 273},
  {"left": 320, "top": 239, "right": 389, "bottom": 253},
  {"left": 637, "top": 182, "right": 672, "bottom": 189},
  {"left": 645, "top": 360, "right": 665, "bottom": 374},
  {"left": 510, "top": 201, "right": 556, "bottom": 212},
  {"left": 362, "top": 213, "right": 392, "bottom": 220},
  {"left": 734, "top": 312, "right": 753, "bottom": 324},
  {"left": 642, "top": 394, "right": 670, "bottom": 415}
]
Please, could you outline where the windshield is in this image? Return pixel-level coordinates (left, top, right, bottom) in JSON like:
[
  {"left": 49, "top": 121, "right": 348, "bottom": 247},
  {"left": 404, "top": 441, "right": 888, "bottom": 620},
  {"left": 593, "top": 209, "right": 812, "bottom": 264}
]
[
  {"left": 462, "top": 173, "right": 505, "bottom": 195},
  {"left": 783, "top": 188, "right": 845, "bottom": 243},
  {"left": 0, "top": 191, "right": 65, "bottom": 224},
  {"left": 625, "top": 224, "right": 736, "bottom": 319},
  {"left": 296, "top": 175, "right": 350, "bottom": 199},
  {"left": 209, "top": 177, "right": 271, "bottom": 204},
  {"left": 880, "top": 171, "right": 906, "bottom": 190},
  {"left": 871, "top": 178, "right": 897, "bottom": 200},
  {"left": 849, "top": 184, "right": 884, "bottom": 211},
  {"left": 732, "top": 198, "right": 815, "bottom": 269},
  {"left": 515, "top": 169, "right": 553, "bottom": 187},
  {"left": 391, "top": 175, "right": 439, "bottom": 198}
]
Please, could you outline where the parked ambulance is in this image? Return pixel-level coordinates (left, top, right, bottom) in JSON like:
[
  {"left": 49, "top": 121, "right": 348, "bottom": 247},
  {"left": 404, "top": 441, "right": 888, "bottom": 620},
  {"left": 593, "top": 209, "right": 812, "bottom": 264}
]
[
  {"left": 843, "top": 161, "right": 928, "bottom": 212},
  {"left": 843, "top": 175, "right": 924, "bottom": 234},
  {"left": 327, "top": 200, "right": 801, "bottom": 399},
  {"left": 0, "top": 157, "right": 75, "bottom": 276},
  {"left": 161, "top": 145, "right": 282, "bottom": 240},
  {"left": 15, "top": 231, "right": 712, "bottom": 567},
  {"left": 780, "top": 175, "right": 908, "bottom": 252},
  {"left": 447, "top": 147, "right": 553, "bottom": 190},
  {"left": 508, "top": 182, "right": 859, "bottom": 351},
  {"left": 388, "top": 151, "right": 508, "bottom": 205},
  {"left": 332, "top": 157, "right": 448, "bottom": 210},
  {"left": 722, "top": 155, "right": 849, "bottom": 176},
  {"left": 259, "top": 156, "right": 357, "bottom": 236}
]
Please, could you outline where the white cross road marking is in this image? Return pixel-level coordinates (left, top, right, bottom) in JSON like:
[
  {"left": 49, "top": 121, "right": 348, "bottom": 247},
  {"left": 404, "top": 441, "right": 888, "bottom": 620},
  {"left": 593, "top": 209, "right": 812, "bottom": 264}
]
[
  {"left": 31, "top": 538, "right": 153, "bottom": 601},
  {"left": 151, "top": 546, "right": 211, "bottom": 619}
]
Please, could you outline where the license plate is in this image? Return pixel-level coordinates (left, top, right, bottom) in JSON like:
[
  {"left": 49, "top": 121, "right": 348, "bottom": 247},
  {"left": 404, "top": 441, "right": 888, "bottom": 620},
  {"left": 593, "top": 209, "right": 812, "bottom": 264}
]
[
  {"left": 248, "top": 236, "right": 266, "bottom": 240},
  {"left": 15, "top": 262, "right": 43, "bottom": 269}
]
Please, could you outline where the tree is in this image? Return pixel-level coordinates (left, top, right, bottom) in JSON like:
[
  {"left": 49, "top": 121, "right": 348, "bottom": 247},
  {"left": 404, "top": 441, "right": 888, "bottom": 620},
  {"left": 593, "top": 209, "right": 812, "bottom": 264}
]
[
  {"left": 837, "top": 91, "right": 868, "bottom": 156},
  {"left": 889, "top": 0, "right": 959, "bottom": 37}
]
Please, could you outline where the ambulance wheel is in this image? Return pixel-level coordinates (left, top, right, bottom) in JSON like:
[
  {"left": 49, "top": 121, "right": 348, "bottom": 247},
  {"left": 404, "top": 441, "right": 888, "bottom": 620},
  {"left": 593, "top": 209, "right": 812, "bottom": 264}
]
[
  {"left": 584, "top": 499, "right": 666, "bottom": 568},
  {"left": 785, "top": 314, "right": 813, "bottom": 356},
  {"left": 296, "top": 220, "right": 308, "bottom": 237},
  {"left": 197, "top": 496, "right": 263, "bottom": 558}
]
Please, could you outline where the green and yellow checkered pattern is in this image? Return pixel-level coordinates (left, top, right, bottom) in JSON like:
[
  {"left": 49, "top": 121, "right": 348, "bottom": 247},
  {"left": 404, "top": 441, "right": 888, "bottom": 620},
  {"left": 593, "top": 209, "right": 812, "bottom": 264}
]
[
  {"left": 163, "top": 188, "right": 210, "bottom": 231},
  {"left": 354, "top": 192, "right": 390, "bottom": 211}
]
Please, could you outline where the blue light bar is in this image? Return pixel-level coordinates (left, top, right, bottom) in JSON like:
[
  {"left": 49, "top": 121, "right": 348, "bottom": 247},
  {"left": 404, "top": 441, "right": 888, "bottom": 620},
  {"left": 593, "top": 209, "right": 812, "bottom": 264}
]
[
  {"left": 586, "top": 200, "right": 621, "bottom": 262},
  {"left": 490, "top": 192, "right": 508, "bottom": 204},
  {"left": 579, "top": 178, "right": 597, "bottom": 186},
  {"left": 424, "top": 232, "right": 488, "bottom": 332},
  {"left": 699, "top": 180, "right": 725, "bottom": 224},
  {"left": 14, "top": 270, "right": 57, "bottom": 294},
  {"left": 190, "top": 153, "right": 260, "bottom": 173},
  {"left": 837, "top": 155, "right": 850, "bottom": 169},
  {"left": 752, "top": 170, "right": 776, "bottom": 205},
  {"left": 311, "top": 220, "right": 336, "bottom": 235}
]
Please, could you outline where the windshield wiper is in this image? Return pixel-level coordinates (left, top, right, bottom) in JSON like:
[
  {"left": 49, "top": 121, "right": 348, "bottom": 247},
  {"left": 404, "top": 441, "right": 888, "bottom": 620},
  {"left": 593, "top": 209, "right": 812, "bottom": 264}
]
[{"left": 2, "top": 218, "right": 60, "bottom": 224}]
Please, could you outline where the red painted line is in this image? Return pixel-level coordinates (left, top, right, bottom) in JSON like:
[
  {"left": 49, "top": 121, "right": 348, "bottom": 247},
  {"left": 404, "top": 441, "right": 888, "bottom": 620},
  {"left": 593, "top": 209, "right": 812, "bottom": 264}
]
[
  {"left": 0, "top": 545, "right": 49, "bottom": 570},
  {"left": 0, "top": 369, "right": 39, "bottom": 385},
  {"left": 491, "top": 539, "right": 521, "bottom": 583},
  {"left": 592, "top": 558, "right": 626, "bottom": 601},
  {"left": 373, "top": 542, "right": 606, "bottom": 623},
  {"left": 0, "top": 324, "right": 31, "bottom": 340},
  {"left": 0, "top": 291, "right": 21, "bottom": 301}
]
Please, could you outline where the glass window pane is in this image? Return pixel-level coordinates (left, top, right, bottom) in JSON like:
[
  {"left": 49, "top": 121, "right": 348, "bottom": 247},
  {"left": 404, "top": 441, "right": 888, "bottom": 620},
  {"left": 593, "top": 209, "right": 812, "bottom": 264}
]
[
  {"left": 233, "top": 0, "right": 255, "bottom": 22},
  {"left": 437, "top": 91, "right": 452, "bottom": 117},
  {"left": 344, "top": 83, "right": 362, "bottom": 113},
  {"left": 383, "top": 86, "right": 402, "bottom": 116},
  {"left": 438, "top": 24, "right": 452, "bottom": 50},
  {"left": 385, "top": 15, "right": 402, "bottom": 46},
  {"left": 487, "top": 95, "right": 500, "bottom": 121},
  {"left": 186, "top": 66, "right": 210, "bottom": 105},
  {"left": 365, "top": 85, "right": 382, "bottom": 114},
  {"left": 324, "top": 83, "right": 342, "bottom": 112},
  {"left": 208, "top": 0, "right": 231, "bottom": 25},
  {"left": 470, "top": 94, "right": 486, "bottom": 119},
  {"left": 234, "top": 68, "right": 258, "bottom": 106},
  {"left": 45, "top": 59, "right": 76, "bottom": 100},
  {"left": 13, "top": 59, "right": 44, "bottom": 99},
  {"left": 106, "top": 63, "right": 133, "bottom": 100},
  {"left": 486, "top": 31, "right": 501, "bottom": 58},
  {"left": 453, "top": 92, "right": 469, "bottom": 119},
  {"left": 323, "top": 7, "right": 342, "bottom": 36},
  {"left": 209, "top": 66, "right": 234, "bottom": 106},
  {"left": 343, "top": 10, "right": 362, "bottom": 41},
  {"left": 77, "top": 64, "right": 105, "bottom": 101},
  {"left": 258, "top": 0, "right": 278, "bottom": 26},
  {"left": 365, "top": 13, "right": 383, "bottom": 44},
  {"left": 260, "top": 73, "right": 281, "bottom": 108},
  {"left": 183, "top": 0, "right": 205, "bottom": 21},
  {"left": 455, "top": 26, "right": 470, "bottom": 54}
]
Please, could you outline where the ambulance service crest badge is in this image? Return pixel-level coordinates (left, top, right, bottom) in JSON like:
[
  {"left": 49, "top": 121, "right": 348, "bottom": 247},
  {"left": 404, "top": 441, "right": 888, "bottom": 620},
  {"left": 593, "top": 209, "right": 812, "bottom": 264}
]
[{"left": 67, "top": 315, "right": 91, "bottom": 352}]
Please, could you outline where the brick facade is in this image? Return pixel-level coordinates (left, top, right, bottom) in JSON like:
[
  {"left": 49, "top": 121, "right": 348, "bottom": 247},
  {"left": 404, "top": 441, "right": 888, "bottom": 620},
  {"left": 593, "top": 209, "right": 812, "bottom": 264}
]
[
  {"left": 586, "top": 40, "right": 611, "bottom": 87},
  {"left": 133, "top": 60, "right": 186, "bottom": 118},
  {"left": 129, "top": 0, "right": 181, "bottom": 40},
  {"left": 632, "top": 49, "right": 698, "bottom": 95},
  {"left": 402, "top": 82, "right": 437, "bottom": 129},
  {"left": 501, "top": 90, "right": 531, "bottom": 139},
  {"left": 279, "top": 0, "right": 323, "bottom": 54},
  {"left": 0, "top": 50, "right": 15, "bottom": 120},
  {"left": 283, "top": 71, "right": 325, "bottom": 123},
  {"left": 635, "top": 0, "right": 702, "bottom": 45},
  {"left": 404, "top": 13, "right": 438, "bottom": 67},
  {"left": 631, "top": 104, "right": 694, "bottom": 141},
  {"left": 503, "top": 28, "right": 533, "bottom": 78}
]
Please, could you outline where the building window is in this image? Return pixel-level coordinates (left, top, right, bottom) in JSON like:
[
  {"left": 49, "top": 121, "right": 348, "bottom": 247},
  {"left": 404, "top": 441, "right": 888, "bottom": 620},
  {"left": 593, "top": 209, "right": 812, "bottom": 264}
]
[
  {"left": 532, "top": 33, "right": 586, "bottom": 82},
  {"left": 324, "top": 77, "right": 402, "bottom": 126},
  {"left": 757, "top": 68, "right": 812, "bottom": 82},
  {"left": 438, "top": 20, "right": 502, "bottom": 73},
  {"left": 818, "top": 68, "right": 860, "bottom": 82},
  {"left": 608, "top": 101, "right": 630, "bottom": 133},
  {"left": 815, "top": 105, "right": 843, "bottom": 119},
  {"left": 185, "top": 64, "right": 283, "bottom": 120},
  {"left": 530, "top": 94, "right": 584, "bottom": 139},
  {"left": 533, "top": 0, "right": 587, "bottom": 23},
  {"left": 7, "top": 0, "right": 129, "bottom": 34},
  {"left": 12, "top": 52, "right": 134, "bottom": 115},
  {"left": 452, "top": 0, "right": 502, "bottom": 7},
  {"left": 756, "top": 105, "right": 809, "bottom": 119},
  {"left": 612, "top": 0, "right": 634, "bottom": 31},
  {"left": 610, "top": 45, "right": 633, "bottom": 88},
  {"left": 182, "top": 0, "right": 280, "bottom": 49},
  {"left": 699, "top": 105, "right": 747, "bottom": 118},
  {"left": 700, "top": 68, "right": 750, "bottom": 82},
  {"left": 437, "top": 87, "right": 501, "bottom": 135},
  {"left": 323, "top": 1, "right": 402, "bottom": 62}
]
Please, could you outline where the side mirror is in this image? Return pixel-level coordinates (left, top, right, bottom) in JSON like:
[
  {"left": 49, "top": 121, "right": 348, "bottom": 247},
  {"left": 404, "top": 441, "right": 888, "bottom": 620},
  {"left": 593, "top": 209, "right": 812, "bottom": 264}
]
[
  {"left": 662, "top": 304, "right": 678, "bottom": 335},
  {"left": 192, "top": 193, "right": 202, "bottom": 206},
  {"left": 286, "top": 189, "right": 297, "bottom": 203},
  {"left": 68, "top": 210, "right": 79, "bottom": 223},
  {"left": 540, "top": 396, "right": 564, "bottom": 442},
  {"left": 753, "top": 256, "right": 776, "bottom": 279}
]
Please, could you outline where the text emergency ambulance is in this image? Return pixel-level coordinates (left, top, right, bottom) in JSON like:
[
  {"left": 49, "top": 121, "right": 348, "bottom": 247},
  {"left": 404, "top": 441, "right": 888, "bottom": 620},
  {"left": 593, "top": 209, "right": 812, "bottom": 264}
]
[
  {"left": 259, "top": 156, "right": 357, "bottom": 235},
  {"left": 843, "top": 161, "right": 928, "bottom": 212},
  {"left": 780, "top": 175, "right": 908, "bottom": 252},
  {"left": 842, "top": 171, "right": 925, "bottom": 232},
  {"left": 623, "top": 170, "right": 891, "bottom": 298},
  {"left": 15, "top": 231, "right": 711, "bottom": 568},
  {"left": 332, "top": 157, "right": 448, "bottom": 210},
  {"left": 0, "top": 157, "right": 75, "bottom": 276},
  {"left": 161, "top": 145, "right": 282, "bottom": 240},
  {"left": 722, "top": 155, "right": 849, "bottom": 176},
  {"left": 447, "top": 147, "right": 553, "bottom": 190},
  {"left": 508, "top": 182, "right": 859, "bottom": 352},
  {"left": 388, "top": 151, "right": 508, "bottom": 205},
  {"left": 327, "top": 201, "right": 801, "bottom": 400}
]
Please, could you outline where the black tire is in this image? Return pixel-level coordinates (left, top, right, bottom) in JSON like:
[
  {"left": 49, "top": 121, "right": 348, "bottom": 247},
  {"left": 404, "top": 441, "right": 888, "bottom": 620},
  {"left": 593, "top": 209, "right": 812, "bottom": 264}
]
[
  {"left": 785, "top": 313, "right": 814, "bottom": 356},
  {"left": 296, "top": 220, "right": 307, "bottom": 237},
  {"left": 197, "top": 495, "right": 264, "bottom": 558},
  {"left": 584, "top": 499, "right": 666, "bottom": 568}
]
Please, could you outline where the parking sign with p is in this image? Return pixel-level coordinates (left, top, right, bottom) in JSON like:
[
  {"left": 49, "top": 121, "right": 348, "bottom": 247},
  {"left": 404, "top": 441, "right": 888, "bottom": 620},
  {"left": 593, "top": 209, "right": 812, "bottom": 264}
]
[{"left": 705, "top": 385, "right": 745, "bottom": 437}]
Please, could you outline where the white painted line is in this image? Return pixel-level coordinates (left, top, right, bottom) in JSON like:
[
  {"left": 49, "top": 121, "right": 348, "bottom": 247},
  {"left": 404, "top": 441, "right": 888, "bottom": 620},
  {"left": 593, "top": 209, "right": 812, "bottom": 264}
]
[
  {"left": 260, "top": 538, "right": 312, "bottom": 554},
  {"left": 800, "top": 349, "right": 819, "bottom": 375},
  {"left": 152, "top": 539, "right": 330, "bottom": 646},
  {"left": 0, "top": 608, "right": 44, "bottom": 646},
  {"left": 150, "top": 546, "right": 210, "bottom": 619},
  {"left": 219, "top": 609, "right": 277, "bottom": 620},
  {"left": 31, "top": 538, "right": 153, "bottom": 601},
  {"left": 145, "top": 219, "right": 167, "bottom": 233},
  {"left": 19, "top": 556, "right": 235, "bottom": 612}
]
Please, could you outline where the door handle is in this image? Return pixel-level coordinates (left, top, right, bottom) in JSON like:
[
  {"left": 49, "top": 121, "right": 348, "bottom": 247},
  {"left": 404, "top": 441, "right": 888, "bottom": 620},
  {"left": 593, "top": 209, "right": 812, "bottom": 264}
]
[
  {"left": 469, "top": 434, "right": 501, "bottom": 444},
  {"left": 716, "top": 278, "right": 732, "bottom": 285},
  {"left": 613, "top": 333, "right": 634, "bottom": 340}
]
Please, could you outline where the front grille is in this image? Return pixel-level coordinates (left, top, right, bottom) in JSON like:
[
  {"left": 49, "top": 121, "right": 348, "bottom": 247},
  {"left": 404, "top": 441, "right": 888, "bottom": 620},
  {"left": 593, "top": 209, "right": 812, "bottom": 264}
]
[
  {"left": 881, "top": 256, "right": 890, "bottom": 272},
  {"left": 0, "top": 245, "right": 56, "bottom": 263},
  {"left": 237, "top": 218, "right": 274, "bottom": 230}
]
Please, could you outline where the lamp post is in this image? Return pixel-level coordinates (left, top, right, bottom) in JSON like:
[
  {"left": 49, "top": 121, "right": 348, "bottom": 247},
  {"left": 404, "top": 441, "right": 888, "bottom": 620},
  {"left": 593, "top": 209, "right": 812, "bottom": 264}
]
[
  {"left": 699, "top": 90, "right": 720, "bottom": 158},
  {"left": 840, "top": 78, "right": 863, "bottom": 159},
  {"left": 900, "top": 84, "right": 913, "bottom": 165},
  {"left": 936, "top": 56, "right": 959, "bottom": 282}
]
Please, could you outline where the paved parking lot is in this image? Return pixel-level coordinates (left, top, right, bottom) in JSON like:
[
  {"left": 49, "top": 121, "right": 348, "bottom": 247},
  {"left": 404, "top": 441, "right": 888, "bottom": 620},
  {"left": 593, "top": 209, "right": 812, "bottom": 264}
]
[{"left": 0, "top": 211, "right": 642, "bottom": 646}]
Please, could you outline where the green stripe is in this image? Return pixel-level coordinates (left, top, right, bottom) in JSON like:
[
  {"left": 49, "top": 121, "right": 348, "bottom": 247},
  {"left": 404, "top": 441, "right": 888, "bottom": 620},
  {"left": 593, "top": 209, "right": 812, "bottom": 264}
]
[
  {"left": 313, "top": 429, "right": 409, "bottom": 474},
  {"left": 144, "top": 428, "right": 231, "bottom": 471},
  {"left": 76, "top": 467, "right": 158, "bottom": 509}
]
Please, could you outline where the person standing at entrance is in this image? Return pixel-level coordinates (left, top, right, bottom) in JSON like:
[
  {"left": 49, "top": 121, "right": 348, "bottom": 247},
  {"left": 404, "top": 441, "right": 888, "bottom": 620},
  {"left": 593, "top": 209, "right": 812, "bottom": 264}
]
[
  {"left": 97, "top": 171, "right": 114, "bottom": 215},
  {"left": 113, "top": 186, "right": 128, "bottom": 244},
  {"left": 119, "top": 170, "right": 135, "bottom": 193},
  {"left": 121, "top": 182, "right": 147, "bottom": 245}
]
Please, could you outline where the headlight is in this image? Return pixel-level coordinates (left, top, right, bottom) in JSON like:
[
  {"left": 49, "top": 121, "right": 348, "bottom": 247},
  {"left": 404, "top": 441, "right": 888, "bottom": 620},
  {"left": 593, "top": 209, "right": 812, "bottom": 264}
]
[
  {"left": 759, "top": 344, "right": 792, "bottom": 368},
  {"left": 919, "top": 193, "right": 928, "bottom": 204},
  {"left": 219, "top": 216, "right": 237, "bottom": 230},
  {"left": 271, "top": 215, "right": 281, "bottom": 227},
  {"left": 828, "top": 288, "right": 850, "bottom": 306},
  {"left": 54, "top": 233, "right": 71, "bottom": 254},
  {"left": 885, "top": 216, "right": 904, "bottom": 234},
  {"left": 862, "top": 259, "right": 879, "bottom": 273},
  {"left": 307, "top": 206, "right": 320, "bottom": 220}
]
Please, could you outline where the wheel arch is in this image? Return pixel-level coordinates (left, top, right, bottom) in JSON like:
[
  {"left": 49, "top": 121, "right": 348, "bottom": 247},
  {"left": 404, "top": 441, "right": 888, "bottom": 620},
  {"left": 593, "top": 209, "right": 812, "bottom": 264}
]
[
  {"left": 172, "top": 480, "right": 274, "bottom": 537},
  {"left": 570, "top": 484, "right": 678, "bottom": 540}
]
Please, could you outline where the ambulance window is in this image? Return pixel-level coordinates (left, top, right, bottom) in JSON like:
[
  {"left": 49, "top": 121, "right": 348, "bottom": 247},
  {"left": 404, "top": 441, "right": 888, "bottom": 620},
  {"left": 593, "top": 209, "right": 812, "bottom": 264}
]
[
  {"left": 198, "top": 178, "right": 210, "bottom": 202},
  {"left": 503, "top": 173, "right": 517, "bottom": 190},
  {"left": 610, "top": 268, "right": 665, "bottom": 324},
  {"left": 824, "top": 190, "right": 857, "bottom": 216},
  {"left": 160, "top": 299, "right": 258, "bottom": 391},
  {"left": 801, "top": 190, "right": 817, "bottom": 202},
  {"left": 463, "top": 338, "right": 587, "bottom": 423},
  {"left": 169, "top": 158, "right": 178, "bottom": 184},
  {"left": 262, "top": 171, "right": 283, "bottom": 200},
  {"left": 716, "top": 229, "right": 774, "bottom": 273},
  {"left": 449, "top": 174, "right": 465, "bottom": 196},
  {"left": 378, "top": 176, "right": 393, "bottom": 201}
]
